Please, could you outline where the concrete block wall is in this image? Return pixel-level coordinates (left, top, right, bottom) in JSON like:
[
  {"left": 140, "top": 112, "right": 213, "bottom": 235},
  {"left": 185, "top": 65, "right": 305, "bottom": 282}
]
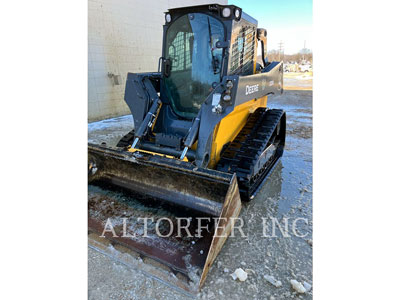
[{"left": 88, "top": 0, "right": 227, "bottom": 122}]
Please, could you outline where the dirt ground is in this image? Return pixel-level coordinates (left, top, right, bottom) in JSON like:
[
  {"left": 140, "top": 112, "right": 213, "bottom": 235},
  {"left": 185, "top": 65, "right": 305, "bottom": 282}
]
[{"left": 88, "top": 83, "right": 313, "bottom": 299}]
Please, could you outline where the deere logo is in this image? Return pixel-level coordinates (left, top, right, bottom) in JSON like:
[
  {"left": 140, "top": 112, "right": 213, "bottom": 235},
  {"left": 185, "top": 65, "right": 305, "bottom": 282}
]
[{"left": 245, "top": 84, "right": 259, "bottom": 95}]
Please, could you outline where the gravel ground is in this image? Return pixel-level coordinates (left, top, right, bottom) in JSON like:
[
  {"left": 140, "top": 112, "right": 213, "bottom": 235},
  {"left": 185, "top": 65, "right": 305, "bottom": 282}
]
[{"left": 88, "top": 89, "right": 313, "bottom": 300}]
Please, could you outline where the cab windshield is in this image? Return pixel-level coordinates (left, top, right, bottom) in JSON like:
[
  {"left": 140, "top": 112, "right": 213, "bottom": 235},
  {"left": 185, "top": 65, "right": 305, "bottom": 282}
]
[{"left": 164, "top": 13, "right": 225, "bottom": 119}]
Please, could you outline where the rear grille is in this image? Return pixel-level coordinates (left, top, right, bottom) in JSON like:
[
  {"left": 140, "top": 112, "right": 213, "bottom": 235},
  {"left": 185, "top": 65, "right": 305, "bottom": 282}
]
[
  {"left": 170, "top": 31, "right": 194, "bottom": 71},
  {"left": 229, "top": 26, "right": 255, "bottom": 75}
]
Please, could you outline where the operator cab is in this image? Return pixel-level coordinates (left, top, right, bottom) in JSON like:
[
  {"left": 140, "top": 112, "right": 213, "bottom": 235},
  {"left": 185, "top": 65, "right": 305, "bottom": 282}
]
[{"left": 154, "top": 4, "right": 255, "bottom": 145}]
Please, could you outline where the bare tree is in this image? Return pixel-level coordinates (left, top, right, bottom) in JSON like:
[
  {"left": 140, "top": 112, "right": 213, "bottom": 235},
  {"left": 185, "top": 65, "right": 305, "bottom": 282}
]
[{"left": 267, "top": 49, "right": 313, "bottom": 64}]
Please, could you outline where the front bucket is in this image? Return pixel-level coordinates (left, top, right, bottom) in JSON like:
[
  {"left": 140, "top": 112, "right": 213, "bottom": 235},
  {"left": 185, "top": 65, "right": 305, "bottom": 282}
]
[{"left": 88, "top": 144, "right": 241, "bottom": 293}]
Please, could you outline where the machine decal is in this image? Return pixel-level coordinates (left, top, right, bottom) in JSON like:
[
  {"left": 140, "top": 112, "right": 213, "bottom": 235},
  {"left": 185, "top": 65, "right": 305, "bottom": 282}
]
[{"left": 245, "top": 84, "right": 259, "bottom": 95}]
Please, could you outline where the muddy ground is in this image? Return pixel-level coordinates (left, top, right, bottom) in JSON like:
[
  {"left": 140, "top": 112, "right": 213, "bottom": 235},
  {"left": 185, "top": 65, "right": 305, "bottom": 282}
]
[{"left": 88, "top": 88, "right": 312, "bottom": 300}]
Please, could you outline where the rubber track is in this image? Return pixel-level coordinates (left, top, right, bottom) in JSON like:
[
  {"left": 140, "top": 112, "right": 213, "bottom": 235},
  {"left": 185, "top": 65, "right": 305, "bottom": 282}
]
[{"left": 216, "top": 108, "right": 285, "bottom": 201}]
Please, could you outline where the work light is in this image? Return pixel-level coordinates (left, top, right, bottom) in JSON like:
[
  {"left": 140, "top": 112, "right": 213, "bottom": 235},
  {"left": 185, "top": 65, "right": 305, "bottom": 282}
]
[
  {"left": 235, "top": 9, "right": 241, "bottom": 19},
  {"left": 222, "top": 7, "right": 231, "bottom": 18}
]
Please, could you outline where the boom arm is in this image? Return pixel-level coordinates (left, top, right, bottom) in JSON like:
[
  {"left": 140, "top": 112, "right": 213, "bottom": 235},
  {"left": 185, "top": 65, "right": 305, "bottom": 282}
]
[{"left": 131, "top": 77, "right": 162, "bottom": 149}]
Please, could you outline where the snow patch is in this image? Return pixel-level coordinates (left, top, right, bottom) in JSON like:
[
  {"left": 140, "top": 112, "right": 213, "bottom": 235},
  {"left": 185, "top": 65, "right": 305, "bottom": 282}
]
[
  {"left": 290, "top": 279, "right": 306, "bottom": 293},
  {"left": 264, "top": 274, "right": 282, "bottom": 287},
  {"left": 230, "top": 268, "right": 248, "bottom": 282},
  {"left": 303, "top": 281, "right": 312, "bottom": 292}
]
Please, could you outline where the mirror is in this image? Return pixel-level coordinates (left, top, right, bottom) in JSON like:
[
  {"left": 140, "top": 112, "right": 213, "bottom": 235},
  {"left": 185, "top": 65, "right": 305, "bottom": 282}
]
[{"left": 163, "top": 58, "right": 171, "bottom": 77}]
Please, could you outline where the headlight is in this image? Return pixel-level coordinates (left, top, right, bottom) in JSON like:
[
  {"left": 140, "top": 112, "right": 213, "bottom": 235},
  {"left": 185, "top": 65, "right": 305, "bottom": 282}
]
[
  {"left": 222, "top": 7, "right": 231, "bottom": 18},
  {"left": 165, "top": 14, "right": 171, "bottom": 23},
  {"left": 234, "top": 9, "right": 241, "bottom": 19}
]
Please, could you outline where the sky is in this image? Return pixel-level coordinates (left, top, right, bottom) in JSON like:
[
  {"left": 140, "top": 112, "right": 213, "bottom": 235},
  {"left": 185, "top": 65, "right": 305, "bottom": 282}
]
[{"left": 228, "top": 0, "right": 313, "bottom": 54}]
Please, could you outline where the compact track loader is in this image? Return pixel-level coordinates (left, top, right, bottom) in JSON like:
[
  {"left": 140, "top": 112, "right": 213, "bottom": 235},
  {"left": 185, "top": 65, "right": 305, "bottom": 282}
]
[{"left": 88, "top": 4, "right": 285, "bottom": 293}]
